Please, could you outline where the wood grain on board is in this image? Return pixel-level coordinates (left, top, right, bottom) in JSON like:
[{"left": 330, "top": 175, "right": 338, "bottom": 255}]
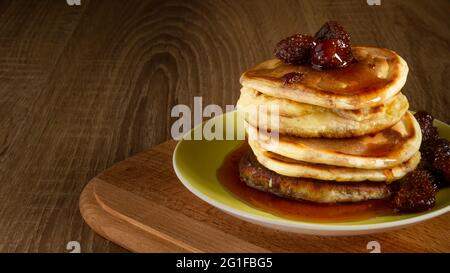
[
  {"left": 80, "top": 141, "right": 450, "bottom": 252},
  {"left": 0, "top": 0, "right": 448, "bottom": 252}
]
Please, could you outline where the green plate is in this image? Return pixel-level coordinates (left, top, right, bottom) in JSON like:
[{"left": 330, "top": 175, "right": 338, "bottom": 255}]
[{"left": 173, "top": 111, "right": 450, "bottom": 235}]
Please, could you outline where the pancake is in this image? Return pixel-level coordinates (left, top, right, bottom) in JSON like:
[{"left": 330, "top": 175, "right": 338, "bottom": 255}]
[
  {"left": 238, "top": 87, "right": 409, "bottom": 138},
  {"left": 240, "top": 46, "right": 408, "bottom": 110},
  {"left": 249, "top": 140, "right": 421, "bottom": 183},
  {"left": 239, "top": 151, "right": 391, "bottom": 203},
  {"left": 247, "top": 112, "right": 421, "bottom": 169}
]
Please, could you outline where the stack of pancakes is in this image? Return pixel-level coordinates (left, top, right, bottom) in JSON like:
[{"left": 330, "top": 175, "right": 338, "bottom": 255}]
[{"left": 237, "top": 46, "right": 422, "bottom": 203}]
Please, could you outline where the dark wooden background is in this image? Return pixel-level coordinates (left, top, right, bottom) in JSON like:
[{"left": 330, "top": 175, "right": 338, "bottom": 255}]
[{"left": 0, "top": 0, "right": 448, "bottom": 252}]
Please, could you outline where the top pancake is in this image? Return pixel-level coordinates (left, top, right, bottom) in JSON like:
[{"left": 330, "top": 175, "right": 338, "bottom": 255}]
[{"left": 240, "top": 46, "right": 408, "bottom": 110}]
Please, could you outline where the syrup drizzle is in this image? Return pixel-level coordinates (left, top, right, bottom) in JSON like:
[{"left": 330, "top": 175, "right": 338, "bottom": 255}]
[{"left": 217, "top": 144, "right": 392, "bottom": 223}]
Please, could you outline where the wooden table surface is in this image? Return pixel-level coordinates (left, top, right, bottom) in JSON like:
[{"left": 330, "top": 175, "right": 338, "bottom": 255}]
[{"left": 0, "top": 0, "right": 448, "bottom": 253}]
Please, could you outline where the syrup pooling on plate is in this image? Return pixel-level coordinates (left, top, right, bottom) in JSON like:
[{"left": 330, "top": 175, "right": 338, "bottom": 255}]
[{"left": 217, "top": 144, "right": 392, "bottom": 222}]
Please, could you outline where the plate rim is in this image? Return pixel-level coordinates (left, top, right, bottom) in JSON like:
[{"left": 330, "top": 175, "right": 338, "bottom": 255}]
[{"left": 172, "top": 111, "right": 450, "bottom": 233}]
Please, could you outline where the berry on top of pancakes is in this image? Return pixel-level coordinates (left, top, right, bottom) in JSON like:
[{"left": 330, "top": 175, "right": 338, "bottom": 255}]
[{"left": 274, "top": 21, "right": 355, "bottom": 69}]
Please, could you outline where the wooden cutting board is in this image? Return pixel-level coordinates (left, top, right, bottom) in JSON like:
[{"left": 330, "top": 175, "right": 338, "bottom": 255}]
[{"left": 79, "top": 140, "right": 450, "bottom": 252}]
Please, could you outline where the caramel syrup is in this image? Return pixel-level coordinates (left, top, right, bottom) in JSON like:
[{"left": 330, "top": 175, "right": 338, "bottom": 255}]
[
  {"left": 217, "top": 144, "right": 392, "bottom": 223},
  {"left": 245, "top": 47, "right": 398, "bottom": 98}
]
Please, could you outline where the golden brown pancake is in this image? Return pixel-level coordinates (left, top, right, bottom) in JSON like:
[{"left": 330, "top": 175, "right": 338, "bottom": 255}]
[
  {"left": 238, "top": 87, "right": 409, "bottom": 138},
  {"left": 249, "top": 139, "right": 421, "bottom": 183},
  {"left": 240, "top": 46, "right": 408, "bottom": 110},
  {"left": 247, "top": 112, "right": 421, "bottom": 169},
  {"left": 239, "top": 151, "right": 391, "bottom": 203}
]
